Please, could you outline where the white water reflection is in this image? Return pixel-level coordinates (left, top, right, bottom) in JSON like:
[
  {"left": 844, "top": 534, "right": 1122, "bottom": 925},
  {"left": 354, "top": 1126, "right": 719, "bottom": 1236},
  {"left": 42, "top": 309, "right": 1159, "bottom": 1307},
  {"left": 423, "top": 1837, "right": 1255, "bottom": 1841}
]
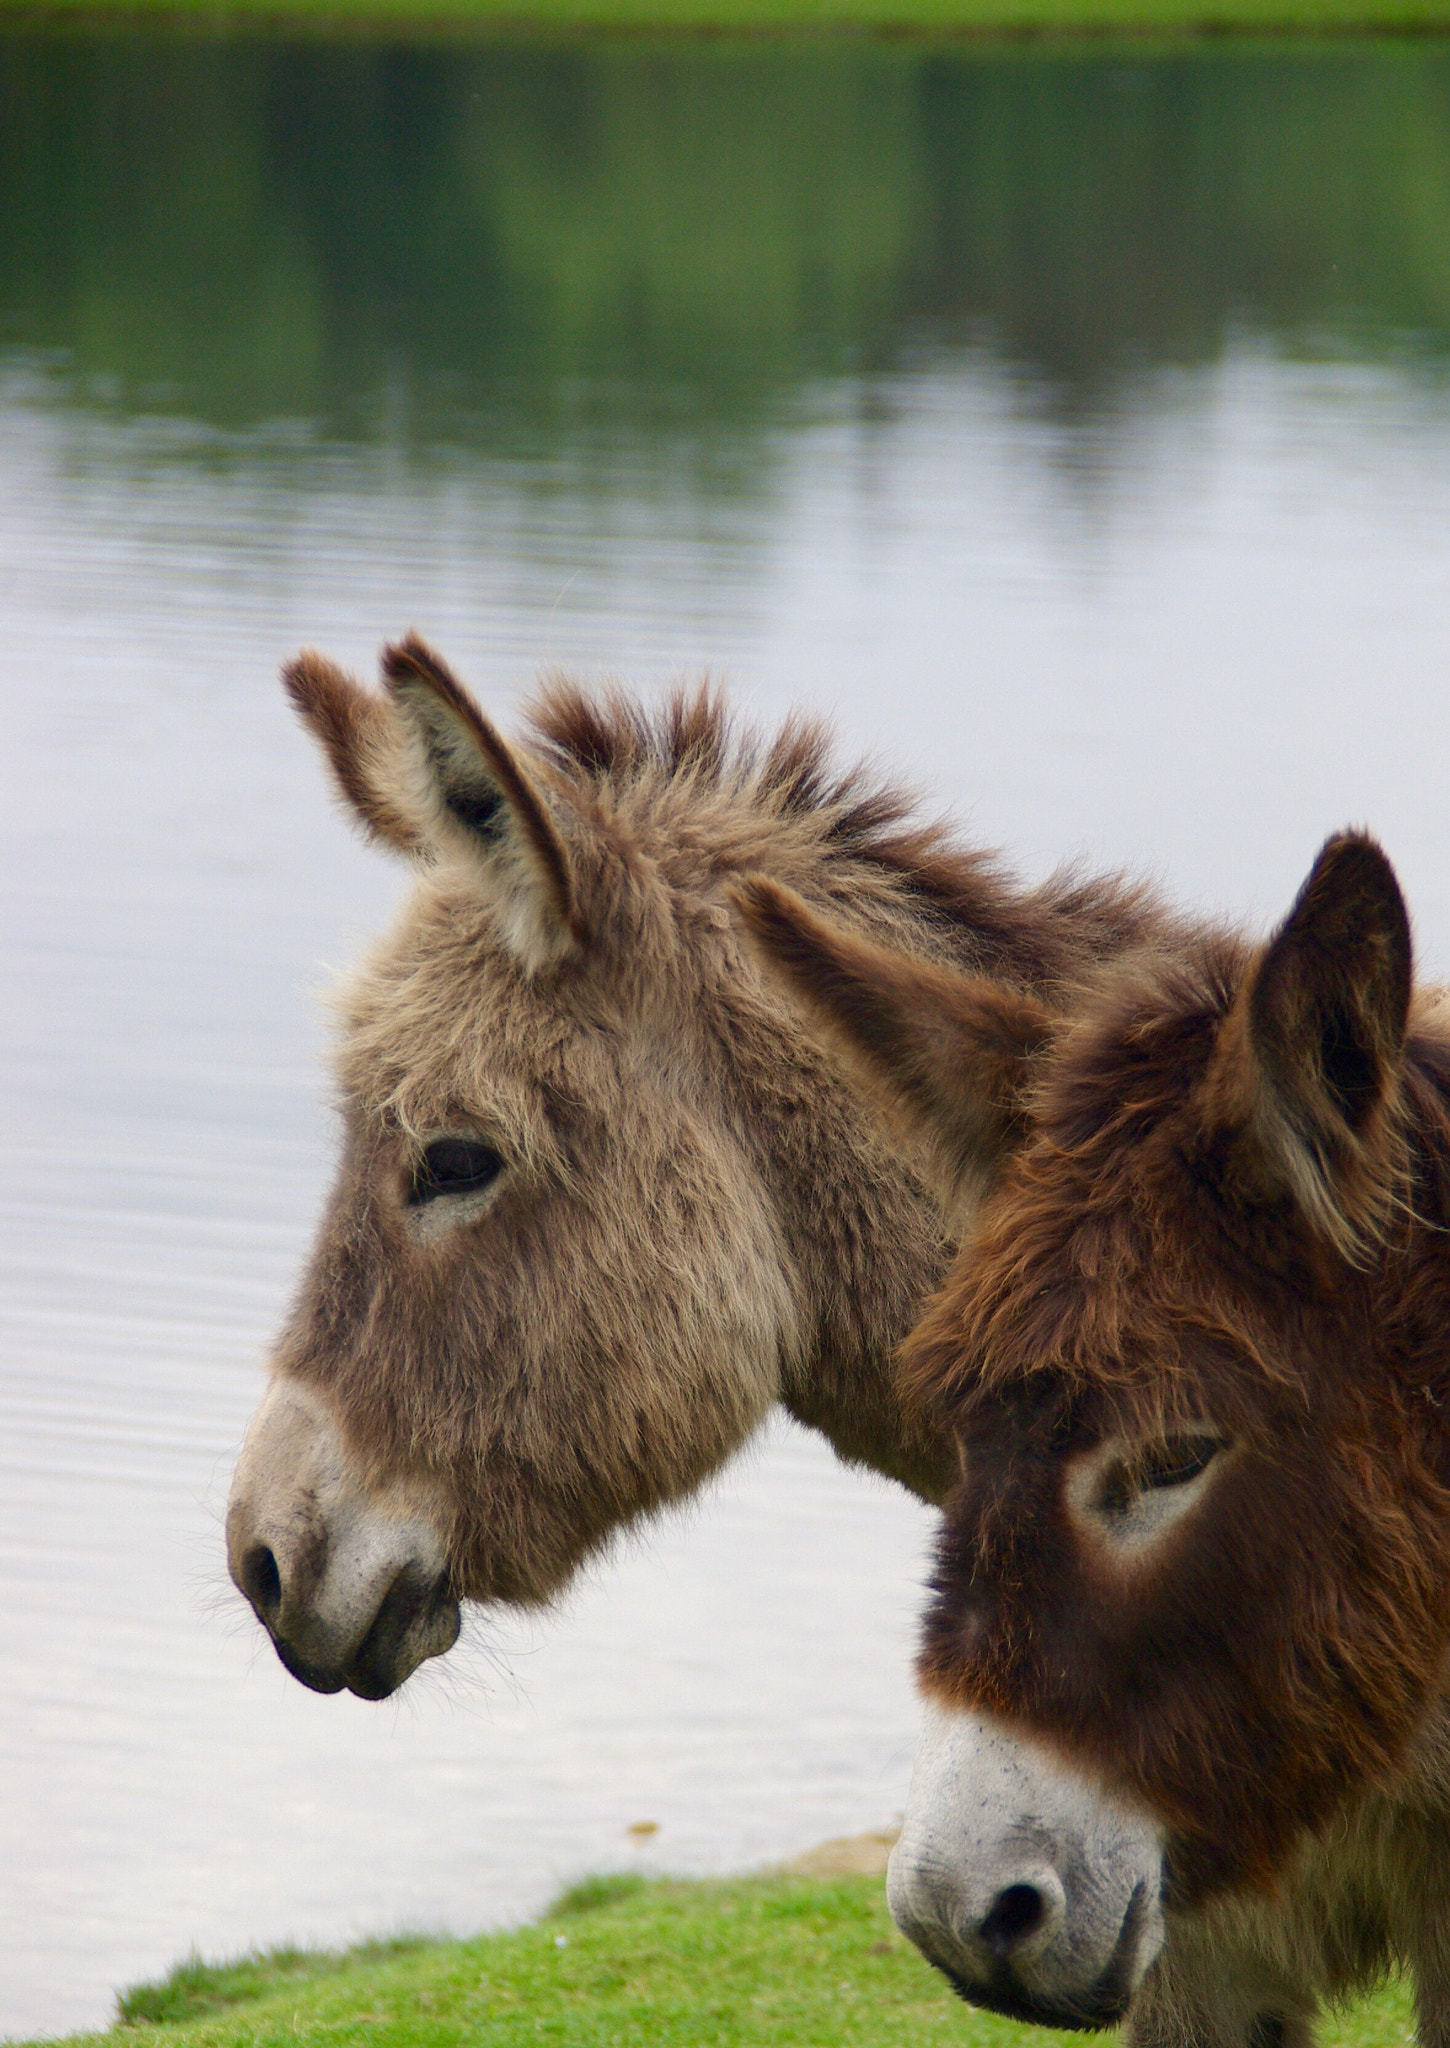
[{"left": 4, "top": 345, "right": 1450, "bottom": 2035}]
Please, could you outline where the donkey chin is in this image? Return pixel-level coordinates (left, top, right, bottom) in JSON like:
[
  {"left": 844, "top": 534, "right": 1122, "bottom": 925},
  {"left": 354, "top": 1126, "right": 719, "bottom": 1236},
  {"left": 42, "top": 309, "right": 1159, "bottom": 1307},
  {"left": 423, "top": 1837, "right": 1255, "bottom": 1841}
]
[{"left": 887, "top": 1704, "right": 1167, "bottom": 2032}]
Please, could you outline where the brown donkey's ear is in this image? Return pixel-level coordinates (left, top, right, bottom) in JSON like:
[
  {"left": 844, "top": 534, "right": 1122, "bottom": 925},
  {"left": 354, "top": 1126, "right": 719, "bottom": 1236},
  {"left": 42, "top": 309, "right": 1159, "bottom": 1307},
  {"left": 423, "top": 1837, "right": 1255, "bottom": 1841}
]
[
  {"left": 1205, "top": 832, "right": 1412, "bottom": 1258},
  {"left": 382, "top": 635, "right": 587, "bottom": 968},
  {"left": 733, "top": 877, "right": 1055, "bottom": 1214},
  {"left": 284, "top": 650, "right": 425, "bottom": 856}
]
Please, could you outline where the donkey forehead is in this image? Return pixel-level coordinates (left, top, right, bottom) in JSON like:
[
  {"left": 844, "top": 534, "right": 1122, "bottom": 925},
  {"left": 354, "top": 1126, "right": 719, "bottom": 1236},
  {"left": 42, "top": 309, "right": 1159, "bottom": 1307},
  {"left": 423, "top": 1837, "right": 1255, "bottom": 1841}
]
[
  {"left": 964, "top": 1152, "right": 1160, "bottom": 1330},
  {"left": 947, "top": 1177, "right": 1259, "bottom": 1429},
  {"left": 330, "top": 874, "right": 652, "bottom": 1134},
  {"left": 957, "top": 984, "right": 1248, "bottom": 1329},
  {"left": 1035, "top": 978, "right": 1230, "bottom": 1153}
]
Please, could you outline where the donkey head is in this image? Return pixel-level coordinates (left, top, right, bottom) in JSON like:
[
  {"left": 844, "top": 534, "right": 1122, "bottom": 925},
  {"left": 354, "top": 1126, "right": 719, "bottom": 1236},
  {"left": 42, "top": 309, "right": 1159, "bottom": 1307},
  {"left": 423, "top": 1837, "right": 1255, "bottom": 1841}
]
[
  {"left": 228, "top": 639, "right": 840, "bottom": 1700},
  {"left": 739, "top": 840, "right": 1450, "bottom": 2028}
]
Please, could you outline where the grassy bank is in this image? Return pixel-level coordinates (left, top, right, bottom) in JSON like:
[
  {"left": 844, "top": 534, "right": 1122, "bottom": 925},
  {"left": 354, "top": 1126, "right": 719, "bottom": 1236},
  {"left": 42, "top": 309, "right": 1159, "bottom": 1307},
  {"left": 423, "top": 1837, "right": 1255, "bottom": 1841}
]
[{"left": 18, "top": 1871, "right": 1420, "bottom": 2048}]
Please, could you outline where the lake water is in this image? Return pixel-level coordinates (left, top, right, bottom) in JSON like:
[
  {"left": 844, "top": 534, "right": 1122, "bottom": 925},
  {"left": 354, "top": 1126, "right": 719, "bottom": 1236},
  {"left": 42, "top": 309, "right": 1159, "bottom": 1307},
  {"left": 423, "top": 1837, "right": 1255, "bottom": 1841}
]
[{"left": 5, "top": 29, "right": 1450, "bottom": 2037}]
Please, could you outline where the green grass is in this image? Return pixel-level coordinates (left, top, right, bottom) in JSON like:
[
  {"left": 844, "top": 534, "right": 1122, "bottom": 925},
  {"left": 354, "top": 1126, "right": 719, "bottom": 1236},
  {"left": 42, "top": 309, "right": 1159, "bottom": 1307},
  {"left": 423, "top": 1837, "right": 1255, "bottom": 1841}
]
[{"left": 11, "top": 1870, "right": 1422, "bottom": 2048}]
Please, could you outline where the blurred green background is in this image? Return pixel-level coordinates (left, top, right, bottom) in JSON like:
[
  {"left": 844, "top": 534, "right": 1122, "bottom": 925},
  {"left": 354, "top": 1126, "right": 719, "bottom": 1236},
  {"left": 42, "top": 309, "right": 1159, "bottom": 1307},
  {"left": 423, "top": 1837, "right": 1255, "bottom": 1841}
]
[{"left": 5, "top": 37, "right": 1450, "bottom": 456}]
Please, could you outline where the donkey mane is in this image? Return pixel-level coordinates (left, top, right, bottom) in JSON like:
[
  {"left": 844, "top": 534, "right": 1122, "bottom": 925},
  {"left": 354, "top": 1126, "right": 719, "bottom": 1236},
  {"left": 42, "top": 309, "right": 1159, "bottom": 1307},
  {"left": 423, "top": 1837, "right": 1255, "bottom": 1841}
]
[
  {"left": 527, "top": 675, "right": 1159, "bottom": 982},
  {"left": 528, "top": 672, "right": 979, "bottom": 887}
]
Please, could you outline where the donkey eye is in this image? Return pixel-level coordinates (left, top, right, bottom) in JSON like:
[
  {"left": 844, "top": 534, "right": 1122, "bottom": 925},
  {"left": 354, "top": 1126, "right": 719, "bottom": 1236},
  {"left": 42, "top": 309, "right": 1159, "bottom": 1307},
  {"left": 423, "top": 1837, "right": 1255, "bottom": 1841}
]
[
  {"left": 1101, "top": 1436, "right": 1222, "bottom": 1514},
  {"left": 409, "top": 1138, "right": 505, "bottom": 1206},
  {"left": 1142, "top": 1436, "right": 1223, "bottom": 1490}
]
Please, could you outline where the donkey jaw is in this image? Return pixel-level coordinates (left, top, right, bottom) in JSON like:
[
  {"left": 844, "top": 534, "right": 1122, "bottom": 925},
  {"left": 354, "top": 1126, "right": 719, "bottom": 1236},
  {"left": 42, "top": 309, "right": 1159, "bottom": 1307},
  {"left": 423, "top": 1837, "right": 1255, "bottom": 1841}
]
[
  {"left": 226, "top": 1377, "right": 460, "bottom": 1700},
  {"left": 887, "top": 1705, "right": 1166, "bottom": 2031}
]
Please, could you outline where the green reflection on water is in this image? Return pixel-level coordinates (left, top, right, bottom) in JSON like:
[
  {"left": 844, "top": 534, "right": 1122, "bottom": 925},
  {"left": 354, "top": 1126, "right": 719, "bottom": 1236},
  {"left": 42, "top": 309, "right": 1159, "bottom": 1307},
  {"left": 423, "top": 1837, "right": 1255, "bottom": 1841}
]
[{"left": 3, "top": 34, "right": 1450, "bottom": 459}]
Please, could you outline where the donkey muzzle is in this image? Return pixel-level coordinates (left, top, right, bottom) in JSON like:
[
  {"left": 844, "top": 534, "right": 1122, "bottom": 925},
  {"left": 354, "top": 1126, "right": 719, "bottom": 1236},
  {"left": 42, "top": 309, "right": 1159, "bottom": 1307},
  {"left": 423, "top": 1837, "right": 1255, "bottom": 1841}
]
[
  {"left": 227, "top": 1376, "right": 460, "bottom": 1700},
  {"left": 887, "top": 1704, "right": 1166, "bottom": 2030}
]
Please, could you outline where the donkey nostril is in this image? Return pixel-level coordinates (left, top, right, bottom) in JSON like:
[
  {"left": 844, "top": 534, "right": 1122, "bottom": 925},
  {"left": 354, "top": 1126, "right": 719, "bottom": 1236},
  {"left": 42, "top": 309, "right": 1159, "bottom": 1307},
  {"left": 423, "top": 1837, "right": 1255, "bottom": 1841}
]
[
  {"left": 242, "top": 1545, "right": 282, "bottom": 1622},
  {"left": 979, "top": 1882, "right": 1047, "bottom": 1956}
]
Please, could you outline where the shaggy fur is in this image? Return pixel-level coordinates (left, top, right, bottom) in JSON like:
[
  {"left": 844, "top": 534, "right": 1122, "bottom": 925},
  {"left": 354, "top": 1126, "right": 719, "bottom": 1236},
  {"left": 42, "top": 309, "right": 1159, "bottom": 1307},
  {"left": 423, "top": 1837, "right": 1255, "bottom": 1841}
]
[
  {"left": 269, "top": 635, "right": 1169, "bottom": 1608},
  {"left": 739, "top": 834, "right": 1450, "bottom": 2046}
]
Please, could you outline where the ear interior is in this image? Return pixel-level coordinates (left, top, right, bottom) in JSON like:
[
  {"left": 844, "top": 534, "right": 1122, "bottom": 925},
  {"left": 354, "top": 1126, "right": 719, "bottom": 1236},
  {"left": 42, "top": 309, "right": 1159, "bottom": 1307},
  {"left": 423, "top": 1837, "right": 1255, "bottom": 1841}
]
[
  {"left": 282, "top": 651, "right": 424, "bottom": 855},
  {"left": 381, "top": 635, "right": 586, "bottom": 962},
  {"left": 733, "top": 877, "right": 1054, "bottom": 1213},
  {"left": 1207, "top": 832, "right": 1411, "bottom": 1254}
]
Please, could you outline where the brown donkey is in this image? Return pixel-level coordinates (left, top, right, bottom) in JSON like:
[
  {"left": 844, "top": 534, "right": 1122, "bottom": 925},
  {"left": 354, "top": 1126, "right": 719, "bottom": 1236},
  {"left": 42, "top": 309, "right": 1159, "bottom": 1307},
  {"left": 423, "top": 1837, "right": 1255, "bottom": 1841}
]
[
  {"left": 225, "top": 635, "right": 1164, "bottom": 1699},
  {"left": 737, "top": 837, "right": 1450, "bottom": 2044}
]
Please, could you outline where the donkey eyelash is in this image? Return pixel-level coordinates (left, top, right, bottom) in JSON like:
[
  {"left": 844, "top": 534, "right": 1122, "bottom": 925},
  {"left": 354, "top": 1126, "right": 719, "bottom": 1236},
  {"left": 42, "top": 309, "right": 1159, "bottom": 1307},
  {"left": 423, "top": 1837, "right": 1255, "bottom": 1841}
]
[
  {"left": 1100, "top": 1436, "right": 1223, "bottom": 1515},
  {"left": 408, "top": 1137, "right": 507, "bottom": 1206}
]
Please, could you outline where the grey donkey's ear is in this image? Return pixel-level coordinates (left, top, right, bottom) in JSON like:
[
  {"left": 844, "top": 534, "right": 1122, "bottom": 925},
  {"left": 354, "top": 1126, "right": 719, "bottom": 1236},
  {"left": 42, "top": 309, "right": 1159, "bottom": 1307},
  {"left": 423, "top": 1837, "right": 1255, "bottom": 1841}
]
[
  {"left": 283, "top": 648, "right": 425, "bottom": 856},
  {"left": 381, "top": 635, "right": 586, "bottom": 966},
  {"left": 733, "top": 876, "right": 1055, "bottom": 1218},
  {"left": 285, "top": 635, "right": 585, "bottom": 968}
]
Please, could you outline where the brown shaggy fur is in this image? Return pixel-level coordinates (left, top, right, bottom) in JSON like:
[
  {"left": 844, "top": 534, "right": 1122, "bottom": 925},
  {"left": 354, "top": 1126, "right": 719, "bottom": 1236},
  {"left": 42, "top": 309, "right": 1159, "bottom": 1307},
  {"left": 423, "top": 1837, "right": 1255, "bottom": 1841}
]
[
  {"left": 740, "top": 834, "right": 1450, "bottom": 2047},
  {"left": 272, "top": 636, "right": 1169, "bottom": 1610}
]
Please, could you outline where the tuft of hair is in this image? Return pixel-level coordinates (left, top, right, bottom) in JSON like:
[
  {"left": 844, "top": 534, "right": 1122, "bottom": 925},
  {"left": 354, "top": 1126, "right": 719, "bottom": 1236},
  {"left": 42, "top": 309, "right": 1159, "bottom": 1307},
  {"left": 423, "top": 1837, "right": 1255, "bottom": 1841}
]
[
  {"left": 528, "top": 678, "right": 961, "bottom": 882},
  {"left": 526, "top": 675, "right": 1157, "bottom": 980}
]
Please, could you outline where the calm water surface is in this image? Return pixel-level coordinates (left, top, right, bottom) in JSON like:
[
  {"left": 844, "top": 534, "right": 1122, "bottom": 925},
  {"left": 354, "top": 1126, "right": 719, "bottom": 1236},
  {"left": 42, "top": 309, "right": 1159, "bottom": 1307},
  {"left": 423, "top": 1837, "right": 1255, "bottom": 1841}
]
[{"left": 5, "top": 31, "right": 1450, "bottom": 2035}]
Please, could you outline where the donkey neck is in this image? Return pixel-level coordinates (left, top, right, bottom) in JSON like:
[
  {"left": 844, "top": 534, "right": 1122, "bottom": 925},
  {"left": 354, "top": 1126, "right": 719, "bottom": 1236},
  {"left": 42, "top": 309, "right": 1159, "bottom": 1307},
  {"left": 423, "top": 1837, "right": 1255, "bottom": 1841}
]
[
  {"left": 538, "top": 691, "right": 1171, "bottom": 1508},
  {"left": 709, "top": 846, "right": 1167, "bottom": 1507},
  {"left": 761, "top": 1090, "right": 958, "bottom": 1504}
]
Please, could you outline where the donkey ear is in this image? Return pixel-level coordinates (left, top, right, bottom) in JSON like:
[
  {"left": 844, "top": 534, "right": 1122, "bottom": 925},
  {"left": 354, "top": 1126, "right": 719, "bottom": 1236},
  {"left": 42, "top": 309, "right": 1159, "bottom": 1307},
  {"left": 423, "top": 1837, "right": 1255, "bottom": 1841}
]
[
  {"left": 283, "top": 651, "right": 425, "bottom": 856},
  {"left": 1206, "top": 833, "right": 1411, "bottom": 1255},
  {"left": 381, "top": 635, "right": 586, "bottom": 966},
  {"left": 733, "top": 877, "right": 1054, "bottom": 1212}
]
